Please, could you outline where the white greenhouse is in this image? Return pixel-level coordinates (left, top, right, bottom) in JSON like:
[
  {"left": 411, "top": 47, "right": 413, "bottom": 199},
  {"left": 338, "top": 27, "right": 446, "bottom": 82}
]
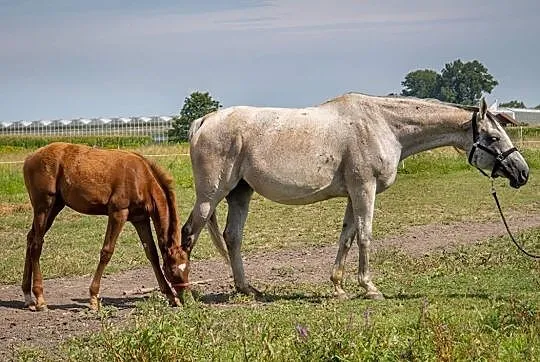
[{"left": 0, "top": 115, "right": 175, "bottom": 142}]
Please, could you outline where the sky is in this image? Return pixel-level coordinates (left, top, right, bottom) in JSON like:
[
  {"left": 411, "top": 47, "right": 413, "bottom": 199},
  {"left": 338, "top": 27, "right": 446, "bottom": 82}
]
[{"left": 1, "top": 0, "right": 539, "bottom": 121}]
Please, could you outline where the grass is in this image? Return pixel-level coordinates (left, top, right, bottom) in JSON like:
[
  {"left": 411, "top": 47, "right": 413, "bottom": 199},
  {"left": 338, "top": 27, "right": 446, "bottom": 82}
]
[
  {"left": 1, "top": 145, "right": 539, "bottom": 361},
  {"left": 58, "top": 237, "right": 539, "bottom": 361}
]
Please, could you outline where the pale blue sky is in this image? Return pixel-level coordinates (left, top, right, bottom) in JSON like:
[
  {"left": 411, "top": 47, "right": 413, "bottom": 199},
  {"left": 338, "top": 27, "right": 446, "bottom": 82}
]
[{"left": 1, "top": 0, "right": 539, "bottom": 121}]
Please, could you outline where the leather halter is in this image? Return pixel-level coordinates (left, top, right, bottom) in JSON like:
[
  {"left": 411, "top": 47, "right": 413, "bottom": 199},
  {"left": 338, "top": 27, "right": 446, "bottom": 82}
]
[
  {"left": 467, "top": 111, "right": 518, "bottom": 178},
  {"left": 170, "top": 281, "right": 190, "bottom": 289}
]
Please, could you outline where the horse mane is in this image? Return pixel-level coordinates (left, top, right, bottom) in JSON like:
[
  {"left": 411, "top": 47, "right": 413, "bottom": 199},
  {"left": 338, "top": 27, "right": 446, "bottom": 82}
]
[
  {"left": 142, "top": 156, "right": 180, "bottom": 244},
  {"left": 326, "top": 92, "right": 480, "bottom": 112}
]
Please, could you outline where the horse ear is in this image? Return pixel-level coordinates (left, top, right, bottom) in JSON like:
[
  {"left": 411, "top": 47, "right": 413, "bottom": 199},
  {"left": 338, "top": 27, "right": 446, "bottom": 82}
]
[{"left": 479, "top": 97, "right": 488, "bottom": 119}]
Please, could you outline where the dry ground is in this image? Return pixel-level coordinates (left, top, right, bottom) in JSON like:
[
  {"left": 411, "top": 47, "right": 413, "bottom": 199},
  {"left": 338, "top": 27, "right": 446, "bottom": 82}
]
[{"left": 1, "top": 214, "right": 539, "bottom": 359}]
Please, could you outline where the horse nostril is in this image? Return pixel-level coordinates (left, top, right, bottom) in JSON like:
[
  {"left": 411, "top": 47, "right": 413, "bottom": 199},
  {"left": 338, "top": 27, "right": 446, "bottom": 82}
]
[{"left": 520, "top": 169, "right": 529, "bottom": 184}]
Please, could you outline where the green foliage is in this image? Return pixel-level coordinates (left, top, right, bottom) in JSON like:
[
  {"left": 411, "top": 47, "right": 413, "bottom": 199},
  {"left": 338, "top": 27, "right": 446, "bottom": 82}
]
[
  {"left": 168, "top": 91, "right": 221, "bottom": 142},
  {"left": 500, "top": 100, "right": 526, "bottom": 108},
  {"left": 401, "top": 69, "right": 441, "bottom": 99},
  {"left": 439, "top": 60, "right": 498, "bottom": 105},
  {"left": 0, "top": 135, "right": 152, "bottom": 150},
  {"left": 401, "top": 59, "right": 498, "bottom": 105}
]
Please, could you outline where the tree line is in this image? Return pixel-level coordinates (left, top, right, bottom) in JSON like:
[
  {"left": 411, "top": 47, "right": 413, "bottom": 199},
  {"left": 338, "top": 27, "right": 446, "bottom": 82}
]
[{"left": 169, "top": 59, "right": 538, "bottom": 142}]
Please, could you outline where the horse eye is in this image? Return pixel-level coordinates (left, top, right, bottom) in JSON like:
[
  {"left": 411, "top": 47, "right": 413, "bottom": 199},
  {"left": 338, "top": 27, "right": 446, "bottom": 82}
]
[{"left": 490, "top": 136, "right": 500, "bottom": 142}]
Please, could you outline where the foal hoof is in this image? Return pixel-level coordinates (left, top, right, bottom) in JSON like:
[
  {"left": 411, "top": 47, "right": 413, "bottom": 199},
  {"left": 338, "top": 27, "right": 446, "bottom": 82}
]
[
  {"left": 365, "top": 291, "right": 385, "bottom": 300},
  {"left": 168, "top": 296, "right": 182, "bottom": 307},
  {"left": 26, "top": 302, "right": 48, "bottom": 312},
  {"left": 89, "top": 297, "right": 101, "bottom": 311}
]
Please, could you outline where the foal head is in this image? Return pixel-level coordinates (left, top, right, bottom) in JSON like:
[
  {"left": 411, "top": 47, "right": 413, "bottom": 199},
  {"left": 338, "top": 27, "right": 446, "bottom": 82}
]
[
  {"left": 466, "top": 98, "right": 529, "bottom": 188},
  {"left": 163, "top": 244, "right": 190, "bottom": 295}
]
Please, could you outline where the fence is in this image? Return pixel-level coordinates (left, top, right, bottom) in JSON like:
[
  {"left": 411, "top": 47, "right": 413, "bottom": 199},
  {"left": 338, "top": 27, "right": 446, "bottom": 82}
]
[{"left": 0, "top": 116, "right": 175, "bottom": 143}]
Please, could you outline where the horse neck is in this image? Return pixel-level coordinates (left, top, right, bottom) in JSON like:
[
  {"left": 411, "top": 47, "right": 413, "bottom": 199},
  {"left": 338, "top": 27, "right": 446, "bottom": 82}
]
[
  {"left": 383, "top": 104, "right": 472, "bottom": 160},
  {"left": 147, "top": 165, "right": 181, "bottom": 251},
  {"left": 153, "top": 189, "right": 181, "bottom": 250}
]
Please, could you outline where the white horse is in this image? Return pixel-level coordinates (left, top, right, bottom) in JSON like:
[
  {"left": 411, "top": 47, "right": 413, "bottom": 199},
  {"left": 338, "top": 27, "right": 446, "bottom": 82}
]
[{"left": 181, "top": 93, "right": 529, "bottom": 299}]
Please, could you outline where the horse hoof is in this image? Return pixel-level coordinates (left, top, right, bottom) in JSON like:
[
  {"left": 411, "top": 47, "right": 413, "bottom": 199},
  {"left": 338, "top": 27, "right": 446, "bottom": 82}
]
[
  {"left": 241, "top": 285, "right": 261, "bottom": 297},
  {"left": 168, "top": 296, "right": 182, "bottom": 307},
  {"left": 26, "top": 303, "right": 37, "bottom": 312},
  {"left": 333, "top": 291, "right": 349, "bottom": 300},
  {"left": 35, "top": 304, "right": 48, "bottom": 312},
  {"left": 365, "top": 291, "right": 385, "bottom": 300},
  {"left": 89, "top": 298, "right": 101, "bottom": 311}
]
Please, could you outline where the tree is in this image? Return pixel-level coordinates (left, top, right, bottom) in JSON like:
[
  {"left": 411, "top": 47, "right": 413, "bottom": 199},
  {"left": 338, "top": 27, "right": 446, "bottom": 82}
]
[
  {"left": 534, "top": 104, "right": 540, "bottom": 110},
  {"left": 168, "top": 91, "right": 221, "bottom": 142},
  {"left": 500, "top": 100, "right": 526, "bottom": 108},
  {"left": 400, "top": 69, "right": 441, "bottom": 99},
  {"left": 439, "top": 60, "right": 498, "bottom": 105},
  {"left": 400, "top": 59, "right": 498, "bottom": 105}
]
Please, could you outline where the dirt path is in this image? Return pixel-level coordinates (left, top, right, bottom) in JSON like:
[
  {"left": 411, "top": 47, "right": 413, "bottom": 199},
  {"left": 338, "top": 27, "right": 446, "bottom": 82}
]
[{"left": 1, "top": 214, "right": 539, "bottom": 359}]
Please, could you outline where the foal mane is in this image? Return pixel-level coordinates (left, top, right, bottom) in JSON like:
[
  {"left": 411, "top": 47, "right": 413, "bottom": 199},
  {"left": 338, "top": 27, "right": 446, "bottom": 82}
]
[{"left": 142, "top": 156, "right": 180, "bottom": 244}]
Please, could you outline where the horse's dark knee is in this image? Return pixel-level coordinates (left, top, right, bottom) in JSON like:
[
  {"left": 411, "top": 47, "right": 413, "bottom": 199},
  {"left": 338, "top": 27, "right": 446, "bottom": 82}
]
[
  {"left": 99, "top": 249, "right": 113, "bottom": 263},
  {"left": 181, "top": 223, "right": 194, "bottom": 251}
]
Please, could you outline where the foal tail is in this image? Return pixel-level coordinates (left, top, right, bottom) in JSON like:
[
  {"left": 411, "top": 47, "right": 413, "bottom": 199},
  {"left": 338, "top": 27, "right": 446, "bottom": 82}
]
[{"left": 206, "top": 212, "right": 230, "bottom": 264}]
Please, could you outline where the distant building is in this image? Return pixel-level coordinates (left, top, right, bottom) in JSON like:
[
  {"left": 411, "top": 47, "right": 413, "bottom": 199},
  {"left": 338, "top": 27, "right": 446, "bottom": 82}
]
[
  {"left": 489, "top": 101, "right": 540, "bottom": 126},
  {"left": 0, "top": 115, "right": 175, "bottom": 142}
]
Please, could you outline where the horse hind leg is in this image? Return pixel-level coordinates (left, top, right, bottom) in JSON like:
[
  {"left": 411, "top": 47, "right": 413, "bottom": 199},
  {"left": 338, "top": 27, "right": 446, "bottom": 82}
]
[
  {"left": 330, "top": 199, "right": 357, "bottom": 299},
  {"left": 22, "top": 196, "right": 64, "bottom": 311},
  {"left": 223, "top": 180, "right": 257, "bottom": 295},
  {"left": 88, "top": 209, "right": 128, "bottom": 310}
]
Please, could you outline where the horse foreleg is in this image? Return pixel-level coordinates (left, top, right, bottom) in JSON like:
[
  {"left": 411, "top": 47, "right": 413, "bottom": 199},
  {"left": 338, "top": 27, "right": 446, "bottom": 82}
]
[
  {"left": 330, "top": 200, "right": 356, "bottom": 299},
  {"left": 350, "top": 183, "right": 384, "bottom": 300},
  {"left": 89, "top": 209, "right": 128, "bottom": 310},
  {"left": 132, "top": 220, "right": 180, "bottom": 307},
  {"left": 224, "top": 181, "right": 256, "bottom": 295},
  {"left": 25, "top": 211, "right": 48, "bottom": 311}
]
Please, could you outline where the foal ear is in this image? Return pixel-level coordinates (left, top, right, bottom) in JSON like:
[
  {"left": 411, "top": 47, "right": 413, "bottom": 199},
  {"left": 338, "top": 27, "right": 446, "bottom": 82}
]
[{"left": 478, "top": 97, "right": 488, "bottom": 119}]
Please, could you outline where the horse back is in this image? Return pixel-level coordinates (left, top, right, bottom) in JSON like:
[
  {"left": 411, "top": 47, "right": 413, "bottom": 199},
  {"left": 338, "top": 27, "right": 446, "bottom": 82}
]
[{"left": 23, "top": 143, "right": 156, "bottom": 215}]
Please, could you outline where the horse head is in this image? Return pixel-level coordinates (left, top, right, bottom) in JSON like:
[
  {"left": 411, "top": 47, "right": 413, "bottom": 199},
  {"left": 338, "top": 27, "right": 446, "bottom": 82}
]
[
  {"left": 163, "top": 245, "right": 190, "bottom": 294},
  {"left": 466, "top": 98, "right": 529, "bottom": 188}
]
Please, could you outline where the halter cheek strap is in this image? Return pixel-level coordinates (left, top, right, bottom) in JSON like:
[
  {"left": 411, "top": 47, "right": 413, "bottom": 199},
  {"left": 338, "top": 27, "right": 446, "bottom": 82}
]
[{"left": 467, "top": 111, "right": 518, "bottom": 178}]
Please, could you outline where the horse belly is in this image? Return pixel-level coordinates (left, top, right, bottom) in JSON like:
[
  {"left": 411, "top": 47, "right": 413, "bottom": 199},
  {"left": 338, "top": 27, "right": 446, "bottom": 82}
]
[
  {"left": 58, "top": 173, "right": 112, "bottom": 215},
  {"left": 243, "top": 161, "right": 345, "bottom": 205}
]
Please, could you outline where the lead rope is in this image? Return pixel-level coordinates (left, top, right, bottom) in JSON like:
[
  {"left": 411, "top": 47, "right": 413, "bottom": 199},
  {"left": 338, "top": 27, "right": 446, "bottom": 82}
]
[{"left": 490, "top": 179, "right": 540, "bottom": 259}]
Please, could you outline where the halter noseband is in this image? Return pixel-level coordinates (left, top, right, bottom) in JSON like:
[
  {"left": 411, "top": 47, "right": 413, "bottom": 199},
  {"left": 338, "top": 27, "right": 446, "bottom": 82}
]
[
  {"left": 170, "top": 281, "right": 190, "bottom": 289},
  {"left": 467, "top": 111, "right": 518, "bottom": 178}
]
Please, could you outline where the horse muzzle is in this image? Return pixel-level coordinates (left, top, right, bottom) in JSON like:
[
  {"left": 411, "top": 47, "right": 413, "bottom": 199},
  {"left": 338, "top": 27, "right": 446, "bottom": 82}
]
[{"left": 496, "top": 153, "right": 529, "bottom": 189}]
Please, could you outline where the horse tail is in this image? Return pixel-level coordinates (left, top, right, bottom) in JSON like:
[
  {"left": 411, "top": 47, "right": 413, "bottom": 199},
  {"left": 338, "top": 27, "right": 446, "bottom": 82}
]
[
  {"left": 206, "top": 212, "right": 230, "bottom": 264},
  {"left": 188, "top": 111, "right": 217, "bottom": 142}
]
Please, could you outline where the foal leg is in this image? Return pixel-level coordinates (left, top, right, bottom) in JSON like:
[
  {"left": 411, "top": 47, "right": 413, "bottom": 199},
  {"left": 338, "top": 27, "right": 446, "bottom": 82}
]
[
  {"left": 223, "top": 180, "right": 256, "bottom": 295},
  {"left": 349, "top": 182, "right": 383, "bottom": 300},
  {"left": 22, "top": 197, "right": 64, "bottom": 311},
  {"left": 132, "top": 219, "right": 180, "bottom": 306},
  {"left": 89, "top": 209, "right": 128, "bottom": 310},
  {"left": 330, "top": 199, "right": 357, "bottom": 299}
]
